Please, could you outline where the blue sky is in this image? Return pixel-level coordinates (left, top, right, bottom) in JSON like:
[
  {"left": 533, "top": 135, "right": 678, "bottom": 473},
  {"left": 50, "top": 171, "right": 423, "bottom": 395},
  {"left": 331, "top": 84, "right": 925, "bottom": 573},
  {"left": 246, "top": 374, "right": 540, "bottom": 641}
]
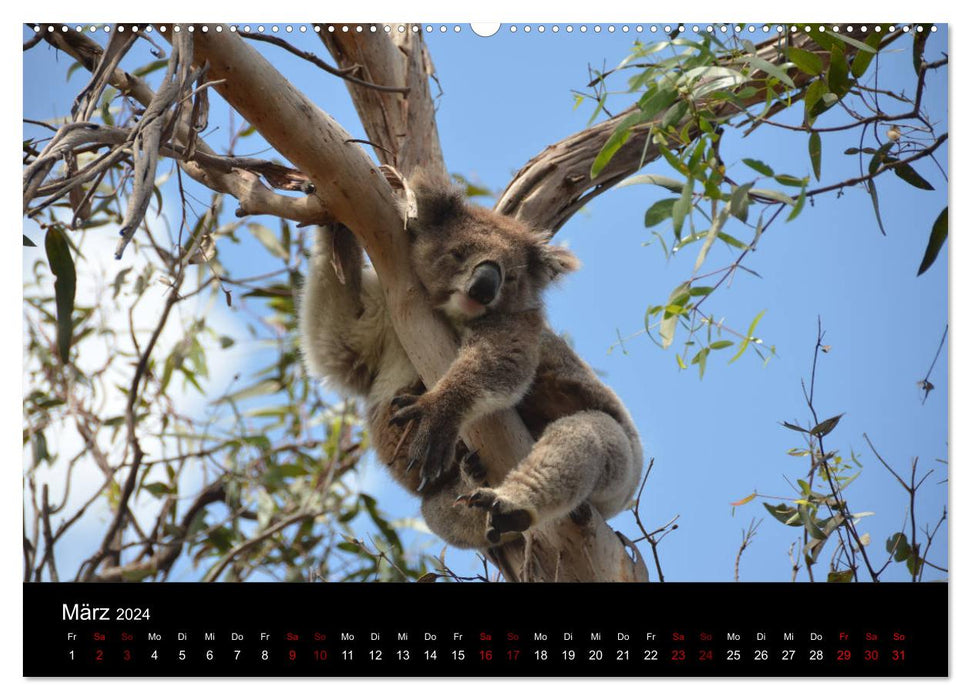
[{"left": 22, "top": 24, "right": 948, "bottom": 582}]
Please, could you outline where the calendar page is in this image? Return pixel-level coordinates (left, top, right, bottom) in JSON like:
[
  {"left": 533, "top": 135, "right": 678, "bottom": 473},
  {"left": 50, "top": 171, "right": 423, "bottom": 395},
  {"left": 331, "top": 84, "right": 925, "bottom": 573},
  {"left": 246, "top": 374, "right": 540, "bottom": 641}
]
[{"left": 22, "top": 21, "right": 948, "bottom": 678}]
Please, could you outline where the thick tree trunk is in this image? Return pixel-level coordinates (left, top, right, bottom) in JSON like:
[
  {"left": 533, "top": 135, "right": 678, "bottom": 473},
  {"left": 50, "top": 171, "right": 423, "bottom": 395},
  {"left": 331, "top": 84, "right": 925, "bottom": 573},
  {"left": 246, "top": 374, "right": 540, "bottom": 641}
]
[{"left": 176, "top": 26, "right": 646, "bottom": 582}]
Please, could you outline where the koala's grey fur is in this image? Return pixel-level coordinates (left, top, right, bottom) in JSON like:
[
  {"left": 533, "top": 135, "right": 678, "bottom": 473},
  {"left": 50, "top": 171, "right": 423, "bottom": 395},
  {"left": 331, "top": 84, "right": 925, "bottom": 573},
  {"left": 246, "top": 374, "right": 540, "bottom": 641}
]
[{"left": 299, "top": 173, "right": 642, "bottom": 548}]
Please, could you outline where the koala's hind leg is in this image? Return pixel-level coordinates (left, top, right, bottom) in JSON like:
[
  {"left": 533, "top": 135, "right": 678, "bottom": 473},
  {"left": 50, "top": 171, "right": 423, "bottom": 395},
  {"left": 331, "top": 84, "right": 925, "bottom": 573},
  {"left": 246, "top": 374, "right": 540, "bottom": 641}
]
[
  {"left": 419, "top": 450, "right": 500, "bottom": 549},
  {"left": 460, "top": 410, "right": 637, "bottom": 543},
  {"left": 299, "top": 225, "right": 376, "bottom": 396}
]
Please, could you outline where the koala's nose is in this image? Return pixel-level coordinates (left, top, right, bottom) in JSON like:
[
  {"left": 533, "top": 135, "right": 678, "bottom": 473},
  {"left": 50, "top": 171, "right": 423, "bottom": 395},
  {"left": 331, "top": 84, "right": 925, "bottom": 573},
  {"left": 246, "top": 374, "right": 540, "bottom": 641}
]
[{"left": 466, "top": 262, "right": 502, "bottom": 306}]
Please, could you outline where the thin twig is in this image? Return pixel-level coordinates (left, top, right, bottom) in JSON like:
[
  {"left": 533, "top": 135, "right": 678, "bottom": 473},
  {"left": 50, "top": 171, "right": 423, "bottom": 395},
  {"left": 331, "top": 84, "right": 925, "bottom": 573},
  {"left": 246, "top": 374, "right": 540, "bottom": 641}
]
[
  {"left": 918, "top": 323, "right": 947, "bottom": 404},
  {"left": 237, "top": 31, "right": 408, "bottom": 94}
]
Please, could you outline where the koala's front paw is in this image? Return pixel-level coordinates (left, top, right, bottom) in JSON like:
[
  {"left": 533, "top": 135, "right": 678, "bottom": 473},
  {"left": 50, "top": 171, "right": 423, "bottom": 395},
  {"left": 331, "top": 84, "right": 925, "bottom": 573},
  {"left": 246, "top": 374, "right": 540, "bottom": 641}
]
[
  {"left": 455, "top": 488, "right": 535, "bottom": 544},
  {"left": 389, "top": 394, "right": 456, "bottom": 493}
]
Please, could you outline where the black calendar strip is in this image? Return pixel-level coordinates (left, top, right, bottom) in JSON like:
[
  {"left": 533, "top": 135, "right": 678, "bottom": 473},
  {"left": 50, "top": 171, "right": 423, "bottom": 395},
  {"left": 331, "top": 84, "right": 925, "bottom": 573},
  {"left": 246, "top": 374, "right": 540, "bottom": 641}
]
[{"left": 23, "top": 582, "right": 947, "bottom": 677}]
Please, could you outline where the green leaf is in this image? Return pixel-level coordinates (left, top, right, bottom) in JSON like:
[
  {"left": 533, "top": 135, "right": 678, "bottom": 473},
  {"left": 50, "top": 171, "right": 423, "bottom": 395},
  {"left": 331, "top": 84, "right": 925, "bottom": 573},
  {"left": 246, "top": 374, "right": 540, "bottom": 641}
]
[
  {"left": 830, "top": 31, "right": 878, "bottom": 55},
  {"left": 659, "top": 281, "right": 690, "bottom": 349},
  {"left": 808, "top": 131, "right": 822, "bottom": 180},
  {"left": 694, "top": 208, "right": 730, "bottom": 273},
  {"left": 764, "top": 502, "right": 802, "bottom": 526},
  {"left": 221, "top": 378, "right": 285, "bottom": 403},
  {"left": 781, "top": 421, "right": 810, "bottom": 434},
  {"left": 44, "top": 226, "right": 77, "bottom": 363},
  {"left": 827, "top": 46, "right": 851, "bottom": 97},
  {"left": 592, "top": 125, "right": 632, "bottom": 178},
  {"left": 24, "top": 234, "right": 37, "bottom": 247},
  {"left": 749, "top": 188, "right": 796, "bottom": 206},
  {"left": 592, "top": 109, "right": 657, "bottom": 178},
  {"left": 248, "top": 223, "right": 289, "bottom": 261},
  {"left": 743, "top": 53, "right": 796, "bottom": 89},
  {"left": 886, "top": 532, "right": 912, "bottom": 562},
  {"left": 774, "top": 174, "right": 807, "bottom": 188},
  {"left": 807, "top": 29, "right": 837, "bottom": 52},
  {"left": 810, "top": 413, "right": 845, "bottom": 437},
  {"left": 917, "top": 207, "right": 948, "bottom": 276},
  {"left": 906, "top": 553, "right": 924, "bottom": 576},
  {"left": 132, "top": 58, "right": 170, "bottom": 77},
  {"left": 66, "top": 61, "right": 83, "bottom": 82},
  {"left": 672, "top": 177, "right": 693, "bottom": 239},
  {"left": 689, "top": 286, "right": 714, "bottom": 297},
  {"left": 729, "top": 183, "right": 753, "bottom": 223},
  {"left": 660, "top": 100, "right": 688, "bottom": 130},
  {"left": 892, "top": 162, "right": 934, "bottom": 190},
  {"left": 143, "top": 482, "right": 174, "bottom": 498},
  {"left": 865, "top": 181, "right": 888, "bottom": 236},
  {"left": 786, "top": 187, "right": 807, "bottom": 222},
  {"left": 618, "top": 174, "right": 685, "bottom": 193},
  {"left": 751, "top": 213, "right": 765, "bottom": 250},
  {"left": 637, "top": 86, "right": 678, "bottom": 121},
  {"left": 868, "top": 142, "right": 894, "bottom": 175},
  {"left": 690, "top": 346, "right": 709, "bottom": 378},
  {"left": 827, "top": 570, "right": 855, "bottom": 583},
  {"left": 787, "top": 47, "right": 824, "bottom": 76},
  {"left": 728, "top": 309, "right": 765, "bottom": 364},
  {"left": 715, "top": 232, "right": 746, "bottom": 250},
  {"left": 643, "top": 198, "right": 678, "bottom": 227},
  {"left": 803, "top": 79, "right": 828, "bottom": 125},
  {"left": 851, "top": 32, "right": 882, "bottom": 78},
  {"left": 709, "top": 340, "right": 734, "bottom": 350},
  {"left": 742, "top": 158, "right": 774, "bottom": 177},
  {"left": 361, "top": 494, "right": 403, "bottom": 552}
]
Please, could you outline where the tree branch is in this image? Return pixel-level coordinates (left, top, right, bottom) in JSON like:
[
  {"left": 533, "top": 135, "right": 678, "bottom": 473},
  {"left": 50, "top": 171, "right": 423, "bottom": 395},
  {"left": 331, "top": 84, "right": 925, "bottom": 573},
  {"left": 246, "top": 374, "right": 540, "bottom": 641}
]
[
  {"left": 179, "top": 25, "right": 643, "bottom": 582},
  {"left": 239, "top": 30, "right": 409, "bottom": 94},
  {"left": 319, "top": 27, "right": 445, "bottom": 176},
  {"left": 497, "top": 28, "right": 902, "bottom": 232},
  {"left": 35, "top": 28, "right": 332, "bottom": 226}
]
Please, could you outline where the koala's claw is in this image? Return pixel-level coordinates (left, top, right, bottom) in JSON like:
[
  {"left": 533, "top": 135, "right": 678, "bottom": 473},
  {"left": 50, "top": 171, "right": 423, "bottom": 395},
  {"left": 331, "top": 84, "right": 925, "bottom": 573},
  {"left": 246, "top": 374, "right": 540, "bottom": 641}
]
[
  {"left": 459, "top": 449, "right": 488, "bottom": 483},
  {"left": 456, "top": 488, "right": 534, "bottom": 542},
  {"left": 411, "top": 430, "right": 454, "bottom": 494},
  {"left": 405, "top": 458, "right": 418, "bottom": 474},
  {"left": 388, "top": 393, "right": 422, "bottom": 427}
]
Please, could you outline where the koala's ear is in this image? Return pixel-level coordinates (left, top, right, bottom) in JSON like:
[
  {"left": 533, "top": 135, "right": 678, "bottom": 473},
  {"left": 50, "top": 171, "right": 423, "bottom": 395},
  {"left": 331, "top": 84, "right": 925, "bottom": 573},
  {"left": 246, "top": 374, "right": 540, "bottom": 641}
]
[
  {"left": 407, "top": 169, "right": 465, "bottom": 230},
  {"left": 531, "top": 235, "right": 581, "bottom": 283}
]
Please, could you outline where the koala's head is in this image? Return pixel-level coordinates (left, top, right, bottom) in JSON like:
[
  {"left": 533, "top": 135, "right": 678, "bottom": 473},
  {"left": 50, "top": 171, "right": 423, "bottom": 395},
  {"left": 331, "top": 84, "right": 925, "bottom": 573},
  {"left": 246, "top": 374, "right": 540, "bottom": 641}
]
[{"left": 405, "top": 172, "right": 580, "bottom": 322}]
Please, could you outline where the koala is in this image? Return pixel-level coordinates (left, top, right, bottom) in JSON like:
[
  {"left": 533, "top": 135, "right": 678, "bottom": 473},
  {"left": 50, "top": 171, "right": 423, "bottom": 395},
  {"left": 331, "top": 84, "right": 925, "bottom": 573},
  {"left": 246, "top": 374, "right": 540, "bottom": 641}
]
[{"left": 299, "top": 172, "right": 642, "bottom": 548}]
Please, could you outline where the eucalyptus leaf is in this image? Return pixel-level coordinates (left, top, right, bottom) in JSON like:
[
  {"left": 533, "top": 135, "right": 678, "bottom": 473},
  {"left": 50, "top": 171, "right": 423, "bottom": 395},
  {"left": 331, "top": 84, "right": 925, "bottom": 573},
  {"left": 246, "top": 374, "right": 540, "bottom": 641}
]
[
  {"left": 742, "top": 158, "right": 774, "bottom": 177},
  {"left": 787, "top": 47, "right": 824, "bottom": 76},
  {"left": 644, "top": 198, "right": 678, "bottom": 227},
  {"left": 659, "top": 281, "right": 690, "bottom": 349},
  {"left": 810, "top": 413, "right": 845, "bottom": 437},
  {"left": 44, "top": 226, "right": 77, "bottom": 363},
  {"left": 892, "top": 162, "right": 934, "bottom": 190},
  {"left": 808, "top": 133, "right": 823, "bottom": 181},
  {"left": 248, "top": 222, "right": 290, "bottom": 261},
  {"left": 729, "top": 309, "right": 766, "bottom": 364},
  {"left": 672, "top": 177, "right": 693, "bottom": 239},
  {"left": 917, "top": 207, "right": 948, "bottom": 276},
  {"left": 865, "top": 181, "right": 888, "bottom": 236},
  {"left": 618, "top": 173, "right": 685, "bottom": 193}
]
